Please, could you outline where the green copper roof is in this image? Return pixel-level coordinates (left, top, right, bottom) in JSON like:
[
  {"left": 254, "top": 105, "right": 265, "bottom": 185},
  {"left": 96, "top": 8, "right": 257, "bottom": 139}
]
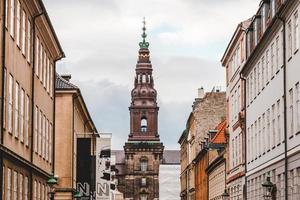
[{"left": 139, "top": 17, "right": 149, "bottom": 49}]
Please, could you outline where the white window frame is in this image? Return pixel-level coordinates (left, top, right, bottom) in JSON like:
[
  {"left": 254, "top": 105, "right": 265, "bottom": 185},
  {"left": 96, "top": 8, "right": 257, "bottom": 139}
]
[{"left": 14, "top": 82, "right": 19, "bottom": 138}]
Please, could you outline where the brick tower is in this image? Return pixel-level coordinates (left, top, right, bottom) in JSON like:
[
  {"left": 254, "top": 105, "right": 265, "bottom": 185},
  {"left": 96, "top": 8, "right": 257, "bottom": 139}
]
[{"left": 123, "top": 19, "right": 164, "bottom": 200}]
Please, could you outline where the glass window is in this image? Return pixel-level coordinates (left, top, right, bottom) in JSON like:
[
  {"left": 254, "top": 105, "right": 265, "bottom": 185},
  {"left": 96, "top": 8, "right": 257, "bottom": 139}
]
[
  {"left": 3, "top": 68, "right": 7, "bottom": 128},
  {"left": 10, "top": 0, "right": 15, "bottom": 37},
  {"left": 8, "top": 74, "right": 13, "bottom": 133},
  {"left": 14, "top": 82, "right": 19, "bottom": 138},
  {"left": 21, "top": 10, "right": 26, "bottom": 55},
  {"left": 34, "top": 106, "right": 38, "bottom": 152},
  {"left": 20, "top": 88, "right": 24, "bottom": 142},
  {"left": 19, "top": 174, "right": 23, "bottom": 200},
  {"left": 290, "top": 89, "right": 294, "bottom": 137},
  {"left": 296, "top": 83, "right": 300, "bottom": 131},
  {"left": 141, "top": 160, "right": 147, "bottom": 172},
  {"left": 13, "top": 171, "right": 17, "bottom": 200},
  {"left": 141, "top": 118, "right": 147, "bottom": 133},
  {"left": 141, "top": 178, "right": 146, "bottom": 186},
  {"left": 294, "top": 11, "right": 299, "bottom": 51},
  {"left": 27, "top": 19, "right": 31, "bottom": 63},
  {"left": 16, "top": 0, "right": 20, "bottom": 46},
  {"left": 288, "top": 20, "right": 293, "bottom": 58},
  {"left": 7, "top": 168, "right": 12, "bottom": 200},
  {"left": 25, "top": 95, "right": 29, "bottom": 146},
  {"left": 35, "top": 37, "right": 39, "bottom": 76}
]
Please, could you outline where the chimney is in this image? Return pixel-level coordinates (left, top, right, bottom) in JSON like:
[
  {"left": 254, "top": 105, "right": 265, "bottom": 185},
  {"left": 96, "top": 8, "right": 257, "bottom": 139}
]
[
  {"left": 61, "top": 74, "right": 72, "bottom": 82},
  {"left": 198, "top": 87, "right": 204, "bottom": 98}
]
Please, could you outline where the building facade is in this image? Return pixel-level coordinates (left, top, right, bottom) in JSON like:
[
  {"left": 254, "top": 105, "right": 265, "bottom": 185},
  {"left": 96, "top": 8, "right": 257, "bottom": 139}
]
[
  {"left": 122, "top": 21, "right": 164, "bottom": 200},
  {"left": 55, "top": 74, "right": 98, "bottom": 199},
  {"left": 221, "top": 19, "right": 251, "bottom": 199},
  {"left": 0, "top": 0, "right": 64, "bottom": 199},
  {"left": 240, "top": 0, "right": 300, "bottom": 199},
  {"left": 179, "top": 88, "right": 226, "bottom": 200}
]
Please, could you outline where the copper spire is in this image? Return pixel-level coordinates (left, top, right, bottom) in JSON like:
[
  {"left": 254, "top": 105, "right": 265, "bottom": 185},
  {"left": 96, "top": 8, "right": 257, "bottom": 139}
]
[{"left": 139, "top": 17, "right": 149, "bottom": 49}]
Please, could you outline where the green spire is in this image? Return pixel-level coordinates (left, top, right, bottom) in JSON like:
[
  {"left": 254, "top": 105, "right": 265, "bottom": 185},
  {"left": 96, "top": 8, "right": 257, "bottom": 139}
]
[{"left": 139, "top": 17, "right": 149, "bottom": 49}]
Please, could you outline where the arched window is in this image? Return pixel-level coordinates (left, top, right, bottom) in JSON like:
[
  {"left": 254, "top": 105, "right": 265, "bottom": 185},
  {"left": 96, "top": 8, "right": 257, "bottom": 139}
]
[
  {"left": 141, "top": 117, "right": 147, "bottom": 133},
  {"left": 140, "top": 160, "right": 148, "bottom": 172}
]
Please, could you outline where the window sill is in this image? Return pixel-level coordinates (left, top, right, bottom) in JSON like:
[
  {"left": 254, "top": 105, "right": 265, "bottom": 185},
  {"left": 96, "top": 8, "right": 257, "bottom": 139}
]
[
  {"left": 289, "top": 135, "right": 294, "bottom": 139},
  {"left": 277, "top": 143, "right": 281, "bottom": 147},
  {"left": 288, "top": 56, "right": 292, "bottom": 62},
  {"left": 266, "top": 81, "right": 270, "bottom": 86},
  {"left": 272, "top": 146, "right": 276, "bottom": 150},
  {"left": 276, "top": 69, "right": 280, "bottom": 75},
  {"left": 296, "top": 131, "right": 300, "bottom": 136},
  {"left": 271, "top": 76, "right": 275, "bottom": 80}
]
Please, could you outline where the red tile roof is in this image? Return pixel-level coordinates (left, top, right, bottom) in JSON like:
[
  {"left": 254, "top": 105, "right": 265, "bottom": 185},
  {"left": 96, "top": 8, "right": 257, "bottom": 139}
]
[{"left": 211, "top": 119, "right": 227, "bottom": 144}]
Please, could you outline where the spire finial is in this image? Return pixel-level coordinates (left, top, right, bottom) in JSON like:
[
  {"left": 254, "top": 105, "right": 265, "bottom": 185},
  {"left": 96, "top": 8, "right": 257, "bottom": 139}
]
[{"left": 139, "top": 17, "right": 149, "bottom": 49}]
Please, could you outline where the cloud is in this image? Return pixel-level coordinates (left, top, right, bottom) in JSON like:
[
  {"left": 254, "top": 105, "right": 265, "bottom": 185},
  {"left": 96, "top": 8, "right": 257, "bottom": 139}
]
[{"left": 43, "top": 0, "right": 259, "bottom": 149}]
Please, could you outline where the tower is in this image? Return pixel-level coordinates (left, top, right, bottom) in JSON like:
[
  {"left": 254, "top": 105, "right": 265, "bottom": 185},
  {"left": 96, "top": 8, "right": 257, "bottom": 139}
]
[{"left": 123, "top": 19, "right": 164, "bottom": 200}]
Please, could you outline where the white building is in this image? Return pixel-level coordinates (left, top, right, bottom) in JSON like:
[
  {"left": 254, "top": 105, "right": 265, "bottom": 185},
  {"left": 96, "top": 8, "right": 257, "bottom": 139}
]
[
  {"left": 241, "top": 0, "right": 300, "bottom": 199},
  {"left": 221, "top": 19, "right": 251, "bottom": 199}
]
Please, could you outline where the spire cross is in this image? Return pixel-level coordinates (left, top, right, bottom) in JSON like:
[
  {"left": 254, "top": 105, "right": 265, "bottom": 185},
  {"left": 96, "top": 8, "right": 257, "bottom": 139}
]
[{"left": 139, "top": 17, "right": 149, "bottom": 49}]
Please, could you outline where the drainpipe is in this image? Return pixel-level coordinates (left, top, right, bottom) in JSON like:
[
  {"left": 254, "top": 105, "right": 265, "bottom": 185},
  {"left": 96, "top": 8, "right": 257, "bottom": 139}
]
[
  {"left": 0, "top": 0, "right": 7, "bottom": 199},
  {"left": 276, "top": 14, "right": 288, "bottom": 200}
]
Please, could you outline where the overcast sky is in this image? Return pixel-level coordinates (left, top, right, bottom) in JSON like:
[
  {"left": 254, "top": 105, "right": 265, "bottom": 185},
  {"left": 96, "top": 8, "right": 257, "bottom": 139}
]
[{"left": 44, "top": 0, "right": 259, "bottom": 150}]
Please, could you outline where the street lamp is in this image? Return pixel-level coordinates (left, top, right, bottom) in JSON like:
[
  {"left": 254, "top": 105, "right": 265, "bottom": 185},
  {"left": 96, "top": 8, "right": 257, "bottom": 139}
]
[
  {"left": 73, "top": 190, "right": 82, "bottom": 199},
  {"left": 262, "top": 175, "right": 276, "bottom": 200},
  {"left": 47, "top": 173, "right": 58, "bottom": 200},
  {"left": 221, "top": 188, "right": 230, "bottom": 200}
]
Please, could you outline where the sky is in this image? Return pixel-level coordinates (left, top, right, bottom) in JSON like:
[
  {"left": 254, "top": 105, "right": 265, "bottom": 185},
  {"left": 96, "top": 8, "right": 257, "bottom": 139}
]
[{"left": 44, "top": 0, "right": 259, "bottom": 150}]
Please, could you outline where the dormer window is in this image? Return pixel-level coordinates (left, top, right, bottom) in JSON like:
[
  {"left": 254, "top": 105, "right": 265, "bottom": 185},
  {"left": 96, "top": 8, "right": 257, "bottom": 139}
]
[{"left": 141, "top": 117, "right": 148, "bottom": 133}]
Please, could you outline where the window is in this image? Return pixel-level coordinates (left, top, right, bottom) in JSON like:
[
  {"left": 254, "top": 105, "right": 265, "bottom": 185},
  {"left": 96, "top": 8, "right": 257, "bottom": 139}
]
[
  {"left": 254, "top": 121, "right": 257, "bottom": 158},
  {"left": 246, "top": 78, "right": 249, "bottom": 105},
  {"left": 35, "top": 37, "right": 39, "bottom": 76},
  {"left": 25, "top": 95, "right": 29, "bottom": 146},
  {"left": 10, "top": 0, "right": 15, "bottom": 37},
  {"left": 271, "top": 0, "right": 276, "bottom": 18},
  {"left": 277, "top": 100, "right": 281, "bottom": 144},
  {"left": 34, "top": 106, "right": 38, "bottom": 152},
  {"left": 46, "top": 58, "right": 50, "bottom": 92},
  {"left": 294, "top": 11, "right": 299, "bottom": 52},
  {"left": 20, "top": 88, "right": 24, "bottom": 142},
  {"left": 42, "top": 115, "right": 46, "bottom": 158},
  {"left": 50, "top": 64, "right": 53, "bottom": 97},
  {"left": 24, "top": 176, "right": 28, "bottom": 200},
  {"left": 34, "top": 181, "right": 37, "bottom": 200},
  {"left": 13, "top": 171, "right": 17, "bottom": 200},
  {"left": 27, "top": 19, "right": 31, "bottom": 63},
  {"left": 140, "top": 194, "right": 147, "bottom": 200},
  {"left": 267, "top": 109, "right": 271, "bottom": 150},
  {"left": 142, "top": 74, "right": 146, "bottom": 83},
  {"left": 8, "top": 74, "right": 13, "bottom": 133},
  {"left": 296, "top": 83, "right": 300, "bottom": 131},
  {"left": 39, "top": 45, "right": 43, "bottom": 81},
  {"left": 49, "top": 123, "right": 52, "bottom": 163},
  {"left": 289, "top": 89, "right": 294, "bottom": 137},
  {"left": 141, "top": 160, "right": 147, "bottom": 172},
  {"left": 250, "top": 73, "right": 253, "bottom": 101},
  {"left": 258, "top": 117, "right": 261, "bottom": 156},
  {"left": 43, "top": 52, "right": 47, "bottom": 88},
  {"left": 288, "top": 20, "right": 292, "bottom": 58},
  {"left": 19, "top": 174, "right": 23, "bottom": 200},
  {"left": 5, "top": 0, "right": 8, "bottom": 28},
  {"left": 7, "top": 168, "right": 12, "bottom": 200},
  {"left": 46, "top": 119, "right": 49, "bottom": 161},
  {"left": 37, "top": 182, "right": 40, "bottom": 200},
  {"left": 266, "top": 50, "right": 270, "bottom": 82},
  {"left": 262, "top": 56, "right": 265, "bottom": 87},
  {"left": 141, "top": 178, "right": 146, "bottom": 186},
  {"left": 253, "top": 68, "right": 257, "bottom": 97},
  {"left": 3, "top": 68, "right": 7, "bottom": 128},
  {"left": 262, "top": 113, "right": 266, "bottom": 153},
  {"left": 257, "top": 62, "right": 261, "bottom": 92},
  {"left": 16, "top": 0, "right": 20, "bottom": 46},
  {"left": 272, "top": 104, "right": 276, "bottom": 147},
  {"left": 276, "top": 36, "right": 280, "bottom": 71},
  {"left": 271, "top": 43, "right": 274, "bottom": 77},
  {"left": 14, "top": 82, "right": 19, "bottom": 138},
  {"left": 38, "top": 110, "right": 42, "bottom": 155},
  {"left": 141, "top": 117, "right": 147, "bottom": 133},
  {"left": 21, "top": 10, "right": 26, "bottom": 55}
]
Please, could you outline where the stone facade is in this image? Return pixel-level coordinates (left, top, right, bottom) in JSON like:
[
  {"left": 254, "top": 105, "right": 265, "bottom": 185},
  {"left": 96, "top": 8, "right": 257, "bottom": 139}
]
[{"left": 179, "top": 89, "right": 226, "bottom": 200}]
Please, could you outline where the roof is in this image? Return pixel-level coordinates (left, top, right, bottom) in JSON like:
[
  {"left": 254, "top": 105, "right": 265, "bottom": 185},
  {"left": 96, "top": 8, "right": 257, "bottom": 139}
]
[
  {"left": 162, "top": 150, "right": 180, "bottom": 164},
  {"left": 55, "top": 74, "right": 78, "bottom": 90},
  {"left": 112, "top": 150, "right": 180, "bottom": 164},
  {"left": 211, "top": 119, "right": 227, "bottom": 144}
]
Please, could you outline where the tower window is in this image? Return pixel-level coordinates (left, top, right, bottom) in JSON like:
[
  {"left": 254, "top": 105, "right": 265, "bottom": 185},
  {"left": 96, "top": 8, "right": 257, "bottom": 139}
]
[
  {"left": 142, "top": 74, "right": 146, "bottom": 83},
  {"left": 141, "top": 194, "right": 148, "bottom": 200},
  {"left": 141, "top": 117, "right": 147, "bottom": 133},
  {"left": 141, "top": 160, "right": 148, "bottom": 172},
  {"left": 141, "top": 178, "right": 147, "bottom": 186}
]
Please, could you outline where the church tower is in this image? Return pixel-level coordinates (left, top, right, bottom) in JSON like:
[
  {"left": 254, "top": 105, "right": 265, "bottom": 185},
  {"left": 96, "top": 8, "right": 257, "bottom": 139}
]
[{"left": 123, "top": 19, "right": 164, "bottom": 200}]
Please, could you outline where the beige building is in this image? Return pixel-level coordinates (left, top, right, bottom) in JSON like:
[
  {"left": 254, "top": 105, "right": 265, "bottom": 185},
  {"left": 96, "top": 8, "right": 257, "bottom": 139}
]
[
  {"left": 178, "top": 88, "right": 226, "bottom": 200},
  {"left": 55, "top": 74, "right": 98, "bottom": 199},
  {"left": 0, "top": 0, "right": 64, "bottom": 199}
]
